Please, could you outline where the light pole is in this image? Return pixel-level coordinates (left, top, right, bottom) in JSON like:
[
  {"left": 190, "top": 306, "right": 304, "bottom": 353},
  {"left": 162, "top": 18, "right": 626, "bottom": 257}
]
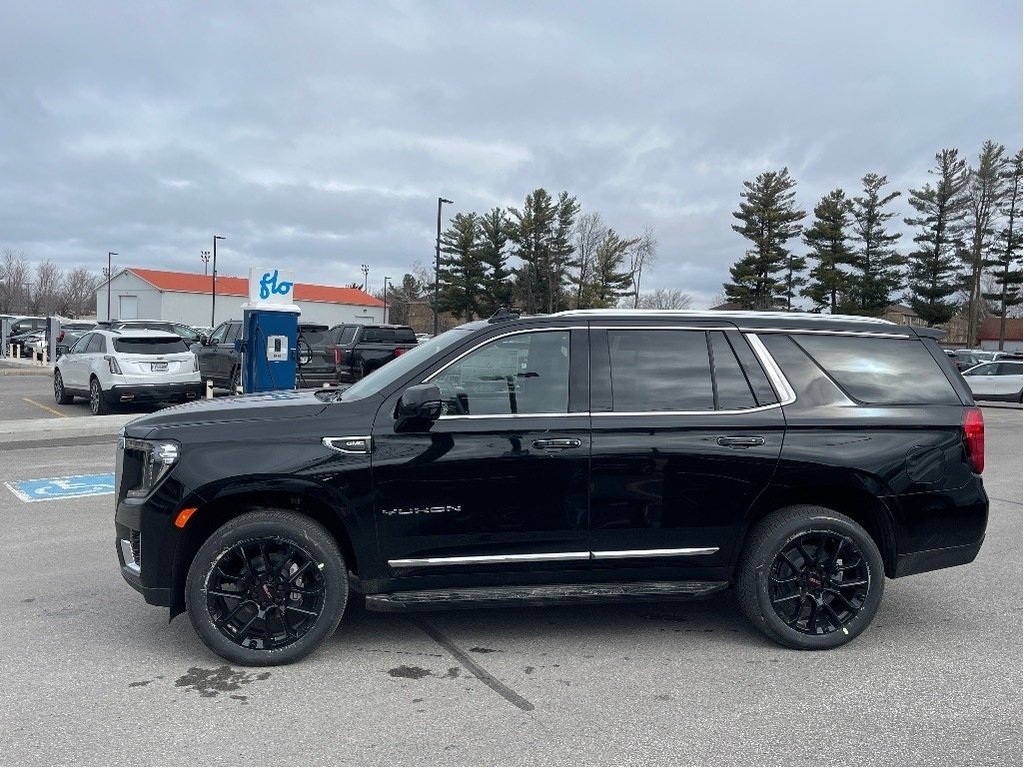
[
  {"left": 360, "top": 264, "right": 369, "bottom": 292},
  {"left": 211, "top": 235, "right": 225, "bottom": 327},
  {"left": 106, "top": 252, "right": 117, "bottom": 321},
  {"left": 200, "top": 250, "right": 211, "bottom": 276},
  {"left": 433, "top": 196, "right": 453, "bottom": 335},
  {"left": 383, "top": 275, "right": 391, "bottom": 324}
]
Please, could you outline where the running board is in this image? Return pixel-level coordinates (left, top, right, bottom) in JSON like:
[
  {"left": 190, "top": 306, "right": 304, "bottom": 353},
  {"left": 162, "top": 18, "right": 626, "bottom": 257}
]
[{"left": 364, "top": 580, "right": 729, "bottom": 612}]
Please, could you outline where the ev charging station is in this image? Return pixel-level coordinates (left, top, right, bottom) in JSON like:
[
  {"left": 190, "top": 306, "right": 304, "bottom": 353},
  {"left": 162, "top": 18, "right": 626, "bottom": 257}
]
[
  {"left": 239, "top": 267, "right": 301, "bottom": 393},
  {"left": 46, "top": 316, "right": 61, "bottom": 362}
]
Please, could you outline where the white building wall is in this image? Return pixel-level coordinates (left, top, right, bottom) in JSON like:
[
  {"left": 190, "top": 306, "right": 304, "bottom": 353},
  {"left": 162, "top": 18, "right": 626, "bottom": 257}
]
[
  {"left": 979, "top": 339, "right": 1023, "bottom": 353},
  {"left": 95, "top": 273, "right": 163, "bottom": 322}
]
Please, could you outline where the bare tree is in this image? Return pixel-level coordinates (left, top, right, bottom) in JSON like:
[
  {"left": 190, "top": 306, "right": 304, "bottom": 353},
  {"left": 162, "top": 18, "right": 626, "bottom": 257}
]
[
  {"left": 626, "top": 287, "right": 694, "bottom": 310},
  {"left": 628, "top": 224, "right": 657, "bottom": 308},
  {"left": 1, "top": 249, "right": 32, "bottom": 314},
  {"left": 572, "top": 212, "right": 604, "bottom": 308},
  {"left": 61, "top": 267, "right": 101, "bottom": 317},
  {"left": 34, "top": 260, "right": 63, "bottom": 315}
]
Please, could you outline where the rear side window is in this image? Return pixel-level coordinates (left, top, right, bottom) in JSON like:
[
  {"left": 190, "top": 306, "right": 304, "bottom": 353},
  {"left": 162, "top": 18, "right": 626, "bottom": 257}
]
[
  {"left": 86, "top": 335, "right": 106, "bottom": 354},
  {"left": 113, "top": 337, "right": 189, "bottom": 354},
  {"left": 710, "top": 332, "right": 757, "bottom": 410},
  {"left": 997, "top": 362, "right": 1023, "bottom": 375},
  {"left": 333, "top": 326, "right": 358, "bottom": 345},
  {"left": 791, "top": 334, "right": 960, "bottom": 405},
  {"left": 608, "top": 330, "right": 714, "bottom": 411}
]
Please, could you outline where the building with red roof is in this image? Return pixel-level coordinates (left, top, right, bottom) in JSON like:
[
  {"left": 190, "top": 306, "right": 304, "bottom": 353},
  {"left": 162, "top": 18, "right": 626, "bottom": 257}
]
[
  {"left": 976, "top": 316, "right": 1023, "bottom": 353},
  {"left": 96, "top": 267, "right": 384, "bottom": 328}
]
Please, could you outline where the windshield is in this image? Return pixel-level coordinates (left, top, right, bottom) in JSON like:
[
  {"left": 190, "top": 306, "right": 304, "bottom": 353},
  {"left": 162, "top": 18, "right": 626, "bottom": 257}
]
[{"left": 340, "top": 327, "right": 475, "bottom": 401}]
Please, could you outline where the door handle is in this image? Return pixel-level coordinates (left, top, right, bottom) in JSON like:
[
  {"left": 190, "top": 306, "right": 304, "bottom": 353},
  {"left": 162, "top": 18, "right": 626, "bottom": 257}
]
[
  {"left": 532, "top": 438, "right": 582, "bottom": 450},
  {"left": 716, "top": 435, "right": 766, "bottom": 448}
]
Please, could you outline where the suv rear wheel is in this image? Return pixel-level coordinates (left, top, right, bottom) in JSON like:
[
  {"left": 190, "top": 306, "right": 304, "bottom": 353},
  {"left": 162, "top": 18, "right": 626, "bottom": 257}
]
[
  {"left": 737, "top": 506, "right": 884, "bottom": 650},
  {"left": 89, "top": 376, "right": 108, "bottom": 415},
  {"left": 185, "top": 510, "right": 348, "bottom": 666}
]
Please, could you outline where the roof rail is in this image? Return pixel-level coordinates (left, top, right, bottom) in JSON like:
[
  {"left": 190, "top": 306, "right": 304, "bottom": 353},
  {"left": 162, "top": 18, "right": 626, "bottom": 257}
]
[{"left": 550, "top": 309, "right": 895, "bottom": 325}]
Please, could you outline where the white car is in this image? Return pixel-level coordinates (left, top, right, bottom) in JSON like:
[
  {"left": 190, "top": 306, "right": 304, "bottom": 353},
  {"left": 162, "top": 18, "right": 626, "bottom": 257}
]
[
  {"left": 961, "top": 359, "right": 1024, "bottom": 403},
  {"left": 54, "top": 329, "right": 203, "bottom": 415}
]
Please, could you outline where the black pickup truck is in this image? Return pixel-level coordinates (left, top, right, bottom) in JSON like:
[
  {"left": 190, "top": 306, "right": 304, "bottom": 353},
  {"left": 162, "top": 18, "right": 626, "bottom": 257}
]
[{"left": 329, "top": 323, "right": 418, "bottom": 380}]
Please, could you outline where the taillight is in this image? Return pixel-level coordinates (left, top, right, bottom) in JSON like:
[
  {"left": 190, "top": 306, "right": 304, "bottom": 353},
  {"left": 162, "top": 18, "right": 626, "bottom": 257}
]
[
  {"left": 57, "top": 330, "right": 65, "bottom": 342},
  {"left": 964, "top": 407, "right": 984, "bottom": 474},
  {"left": 105, "top": 355, "right": 123, "bottom": 375},
  {"left": 334, "top": 347, "right": 341, "bottom": 366},
  {"left": 393, "top": 347, "right": 405, "bottom": 357}
]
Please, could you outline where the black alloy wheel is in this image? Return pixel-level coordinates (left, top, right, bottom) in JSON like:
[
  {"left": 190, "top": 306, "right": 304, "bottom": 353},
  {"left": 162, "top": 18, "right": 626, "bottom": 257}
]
[
  {"left": 89, "top": 377, "right": 107, "bottom": 415},
  {"left": 737, "top": 506, "right": 884, "bottom": 650},
  {"left": 186, "top": 510, "right": 347, "bottom": 666},
  {"left": 766, "top": 531, "right": 870, "bottom": 636},
  {"left": 54, "top": 370, "right": 72, "bottom": 405}
]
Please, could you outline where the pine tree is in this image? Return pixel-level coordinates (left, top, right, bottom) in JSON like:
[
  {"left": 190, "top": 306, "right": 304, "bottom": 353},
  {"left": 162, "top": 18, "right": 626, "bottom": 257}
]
[
  {"left": 437, "top": 212, "right": 486, "bottom": 321},
  {"left": 508, "top": 189, "right": 555, "bottom": 314},
  {"left": 982, "top": 149, "right": 1023, "bottom": 349},
  {"left": 850, "top": 173, "right": 903, "bottom": 314},
  {"left": 584, "top": 229, "right": 638, "bottom": 308},
  {"left": 724, "top": 168, "right": 806, "bottom": 310},
  {"left": 477, "top": 207, "right": 514, "bottom": 316},
  {"left": 964, "top": 141, "right": 1010, "bottom": 344},
  {"left": 802, "top": 189, "right": 855, "bottom": 313},
  {"left": 904, "top": 149, "right": 969, "bottom": 326}
]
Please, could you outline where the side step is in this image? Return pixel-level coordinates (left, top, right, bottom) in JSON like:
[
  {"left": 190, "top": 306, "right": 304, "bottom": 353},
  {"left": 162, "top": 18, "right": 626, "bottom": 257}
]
[{"left": 364, "top": 580, "right": 729, "bottom": 613}]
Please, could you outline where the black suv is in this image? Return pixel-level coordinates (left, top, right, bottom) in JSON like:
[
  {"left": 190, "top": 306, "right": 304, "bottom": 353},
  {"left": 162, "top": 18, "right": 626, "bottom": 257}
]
[{"left": 115, "top": 311, "right": 988, "bottom": 665}]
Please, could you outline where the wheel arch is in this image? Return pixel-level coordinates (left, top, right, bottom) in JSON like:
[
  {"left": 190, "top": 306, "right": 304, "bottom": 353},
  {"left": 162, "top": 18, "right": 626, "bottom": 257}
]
[
  {"left": 169, "top": 484, "right": 364, "bottom": 619},
  {"left": 737, "top": 483, "right": 899, "bottom": 579}
]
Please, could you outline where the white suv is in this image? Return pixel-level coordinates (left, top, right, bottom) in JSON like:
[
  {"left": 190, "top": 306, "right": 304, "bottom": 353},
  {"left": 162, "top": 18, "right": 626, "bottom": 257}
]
[{"left": 54, "top": 329, "right": 203, "bottom": 415}]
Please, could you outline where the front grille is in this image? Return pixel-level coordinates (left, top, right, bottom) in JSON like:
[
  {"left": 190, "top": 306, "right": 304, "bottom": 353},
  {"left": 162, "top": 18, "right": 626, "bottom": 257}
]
[{"left": 129, "top": 529, "right": 142, "bottom": 566}]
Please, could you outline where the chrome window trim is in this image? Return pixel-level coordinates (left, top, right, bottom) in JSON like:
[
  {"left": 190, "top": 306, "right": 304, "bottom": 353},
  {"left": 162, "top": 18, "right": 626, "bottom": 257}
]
[
  {"left": 322, "top": 435, "right": 373, "bottom": 454},
  {"left": 389, "top": 551, "right": 591, "bottom": 568},
  {"left": 591, "top": 402, "right": 782, "bottom": 418},
  {"left": 438, "top": 411, "right": 586, "bottom": 421},
  {"left": 745, "top": 333, "right": 797, "bottom": 405},
  {"left": 591, "top": 547, "right": 719, "bottom": 559}
]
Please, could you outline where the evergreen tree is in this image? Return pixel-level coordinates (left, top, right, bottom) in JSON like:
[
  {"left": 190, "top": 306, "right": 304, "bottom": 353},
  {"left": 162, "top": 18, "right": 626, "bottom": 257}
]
[
  {"left": 982, "top": 149, "right": 1023, "bottom": 349},
  {"left": 508, "top": 189, "right": 555, "bottom": 314},
  {"left": 583, "top": 229, "right": 638, "bottom": 308},
  {"left": 724, "top": 168, "right": 806, "bottom": 310},
  {"left": 802, "top": 189, "right": 855, "bottom": 313},
  {"left": 963, "top": 141, "right": 1010, "bottom": 343},
  {"left": 437, "top": 212, "right": 486, "bottom": 321},
  {"left": 850, "top": 173, "right": 903, "bottom": 314},
  {"left": 904, "top": 149, "right": 970, "bottom": 326},
  {"left": 477, "top": 207, "right": 514, "bottom": 316}
]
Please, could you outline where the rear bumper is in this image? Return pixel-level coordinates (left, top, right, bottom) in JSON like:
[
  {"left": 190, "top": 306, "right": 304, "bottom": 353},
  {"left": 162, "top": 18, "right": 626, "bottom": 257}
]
[
  {"left": 893, "top": 538, "right": 984, "bottom": 577},
  {"left": 107, "top": 381, "right": 203, "bottom": 404}
]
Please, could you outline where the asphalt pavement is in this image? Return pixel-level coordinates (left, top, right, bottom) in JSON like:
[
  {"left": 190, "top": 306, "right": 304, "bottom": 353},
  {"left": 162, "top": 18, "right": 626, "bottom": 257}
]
[{"left": 0, "top": 388, "right": 1019, "bottom": 765}]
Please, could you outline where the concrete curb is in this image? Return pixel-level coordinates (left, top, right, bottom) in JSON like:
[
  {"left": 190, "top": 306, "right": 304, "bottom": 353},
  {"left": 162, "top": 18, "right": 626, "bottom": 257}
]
[
  {"left": 0, "top": 361, "right": 51, "bottom": 375},
  {"left": 0, "top": 414, "right": 137, "bottom": 444}
]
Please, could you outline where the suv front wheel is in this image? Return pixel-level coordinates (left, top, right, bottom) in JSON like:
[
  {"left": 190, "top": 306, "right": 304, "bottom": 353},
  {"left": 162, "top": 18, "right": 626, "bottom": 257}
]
[
  {"left": 185, "top": 509, "right": 348, "bottom": 666},
  {"left": 737, "top": 506, "right": 884, "bottom": 650}
]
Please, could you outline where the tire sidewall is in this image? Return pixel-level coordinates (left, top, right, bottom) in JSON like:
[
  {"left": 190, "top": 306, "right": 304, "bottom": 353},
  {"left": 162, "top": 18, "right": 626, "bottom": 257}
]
[
  {"left": 185, "top": 511, "right": 348, "bottom": 666},
  {"left": 747, "top": 511, "right": 884, "bottom": 650},
  {"left": 89, "top": 378, "right": 105, "bottom": 415}
]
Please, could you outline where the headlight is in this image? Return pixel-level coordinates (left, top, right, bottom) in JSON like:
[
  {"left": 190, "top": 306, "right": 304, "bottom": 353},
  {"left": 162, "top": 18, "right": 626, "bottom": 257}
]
[{"left": 122, "top": 437, "right": 180, "bottom": 498}]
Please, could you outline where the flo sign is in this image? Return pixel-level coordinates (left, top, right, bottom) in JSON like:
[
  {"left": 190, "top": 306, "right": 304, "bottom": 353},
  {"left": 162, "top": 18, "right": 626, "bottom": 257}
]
[{"left": 249, "top": 267, "right": 296, "bottom": 306}]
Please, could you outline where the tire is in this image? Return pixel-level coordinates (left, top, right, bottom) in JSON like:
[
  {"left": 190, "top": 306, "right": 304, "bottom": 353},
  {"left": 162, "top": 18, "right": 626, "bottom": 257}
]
[
  {"left": 185, "top": 509, "right": 348, "bottom": 666},
  {"left": 736, "top": 505, "right": 884, "bottom": 650},
  {"left": 54, "top": 370, "right": 73, "bottom": 405},
  {"left": 229, "top": 367, "right": 241, "bottom": 394},
  {"left": 89, "top": 377, "right": 108, "bottom": 415}
]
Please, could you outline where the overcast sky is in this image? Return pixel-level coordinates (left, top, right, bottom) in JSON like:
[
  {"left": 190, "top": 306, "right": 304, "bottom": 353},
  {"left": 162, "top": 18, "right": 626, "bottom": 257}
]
[{"left": 1, "top": 0, "right": 1021, "bottom": 309}]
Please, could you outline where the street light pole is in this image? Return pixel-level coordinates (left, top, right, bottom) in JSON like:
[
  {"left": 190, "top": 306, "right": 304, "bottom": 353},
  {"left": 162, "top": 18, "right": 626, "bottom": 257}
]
[
  {"left": 107, "top": 252, "right": 117, "bottom": 321},
  {"left": 433, "top": 197, "right": 453, "bottom": 335},
  {"left": 383, "top": 276, "right": 391, "bottom": 324},
  {"left": 360, "top": 264, "right": 369, "bottom": 292},
  {"left": 200, "top": 250, "right": 211, "bottom": 276},
  {"left": 211, "top": 235, "right": 225, "bottom": 327}
]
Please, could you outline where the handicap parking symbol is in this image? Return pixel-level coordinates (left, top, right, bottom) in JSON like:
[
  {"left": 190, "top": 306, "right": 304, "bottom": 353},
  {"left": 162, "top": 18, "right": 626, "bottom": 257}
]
[{"left": 5, "top": 473, "right": 115, "bottom": 503}]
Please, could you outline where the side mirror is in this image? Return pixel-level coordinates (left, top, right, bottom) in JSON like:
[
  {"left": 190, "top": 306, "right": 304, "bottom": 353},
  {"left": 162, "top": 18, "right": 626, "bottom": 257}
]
[
  {"left": 198, "top": 333, "right": 210, "bottom": 346},
  {"left": 395, "top": 383, "right": 442, "bottom": 431}
]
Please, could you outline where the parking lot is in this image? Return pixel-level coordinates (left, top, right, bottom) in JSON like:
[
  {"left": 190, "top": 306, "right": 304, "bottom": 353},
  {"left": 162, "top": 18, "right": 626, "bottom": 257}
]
[{"left": 0, "top": 365, "right": 1021, "bottom": 765}]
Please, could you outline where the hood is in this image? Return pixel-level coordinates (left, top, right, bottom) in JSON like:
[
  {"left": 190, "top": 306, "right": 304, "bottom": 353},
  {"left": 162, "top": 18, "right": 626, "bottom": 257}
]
[{"left": 123, "top": 389, "right": 332, "bottom": 434}]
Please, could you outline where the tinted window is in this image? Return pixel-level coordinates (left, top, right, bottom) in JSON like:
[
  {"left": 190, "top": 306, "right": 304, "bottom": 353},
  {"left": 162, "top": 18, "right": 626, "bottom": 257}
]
[
  {"left": 86, "top": 335, "right": 106, "bottom": 354},
  {"left": 965, "top": 363, "right": 997, "bottom": 377},
  {"left": 298, "top": 327, "right": 330, "bottom": 346},
  {"left": 394, "top": 328, "right": 417, "bottom": 343},
  {"left": 792, "top": 335, "right": 960, "bottom": 405},
  {"left": 710, "top": 332, "right": 757, "bottom": 410},
  {"left": 997, "top": 362, "right": 1023, "bottom": 376},
  {"left": 225, "top": 323, "right": 242, "bottom": 343},
  {"left": 71, "top": 333, "right": 93, "bottom": 353},
  {"left": 113, "top": 337, "right": 188, "bottom": 354},
  {"left": 730, "top": 332, "right": 778, "bottom": 406},
  {"left": 608, "top": 330, "right": 713, "bottom": 412},
  {"left": 362, "top": 328, "right": 394, "bottom": 343},
  {"left": 432, "top": 331, "right": 570, "bottom": 415},
  {"left": 333, "top": 326, "right": 358, "bottom": 345},
  {"left": 209, "top": 323, "right": 229, "bottom": 344}
]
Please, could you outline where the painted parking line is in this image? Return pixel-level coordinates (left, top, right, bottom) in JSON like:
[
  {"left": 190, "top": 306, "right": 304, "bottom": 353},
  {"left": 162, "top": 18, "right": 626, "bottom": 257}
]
[
  {"left": 5, "top": 473, "right": 114, "bottom": 503},
  {"left": 22, "top": 397, "right": 68, "bottom": 418}
]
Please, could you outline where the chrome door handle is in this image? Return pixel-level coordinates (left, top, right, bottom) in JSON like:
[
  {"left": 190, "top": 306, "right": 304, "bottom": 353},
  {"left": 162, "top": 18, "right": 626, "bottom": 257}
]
[
  {"left": 716, "top": 435, "right": 766, "bottom": 448},
  {"left": 532, "top": 438, "right": 583, "bottom": 450}
]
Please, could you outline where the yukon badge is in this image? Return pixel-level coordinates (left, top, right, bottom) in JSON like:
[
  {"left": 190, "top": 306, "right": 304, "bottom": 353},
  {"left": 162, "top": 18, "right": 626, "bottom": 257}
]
[{"left": 381, "top": 505, "right": 462, "bottom": 516}]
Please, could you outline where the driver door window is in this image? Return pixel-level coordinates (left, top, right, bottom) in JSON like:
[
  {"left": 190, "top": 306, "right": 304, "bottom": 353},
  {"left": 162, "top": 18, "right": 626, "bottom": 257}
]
[{"left": 431, "top": 331, "right": 570, "bottom": 416}]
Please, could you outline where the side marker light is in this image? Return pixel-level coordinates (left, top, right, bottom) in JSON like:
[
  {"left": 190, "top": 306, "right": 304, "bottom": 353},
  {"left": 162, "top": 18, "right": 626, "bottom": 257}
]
[{"left": 174, "top": 507, "right": 198, "bottom": 528}]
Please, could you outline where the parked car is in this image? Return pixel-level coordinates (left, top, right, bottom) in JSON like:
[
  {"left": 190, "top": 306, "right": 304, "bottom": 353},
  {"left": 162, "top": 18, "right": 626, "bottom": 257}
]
[
  {"left": 945, "top": 349, "right": 985, "bottom": 371},
  {"left": 110, "top": 319, "right": 203, "bottom": 344},
  {"left": 115, "top": 309, "right": 988, "bottom": 666},
  {"left": 192, "top": 320, "right": 244, "bottom": 390},
  {"left": 21, "top": 330, "right": 47, "bottom": 357},
  {"left": 55, "top": 320, "right": 98, "bottom": 357},
  {"left": 329, "top": 323, "right": 418, "bottom": 380},
  {"left": 55, "top": 328, "right": 202, "bottom": 415},
  {"left": 5, "top": 316, "right": 46, "bottom": 355},
  {"left": 295, "top": 323, "right": 338, "bottom": 389},
  {"left": 961, "top": 359, "right": 1024, "bottom": 402}
]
